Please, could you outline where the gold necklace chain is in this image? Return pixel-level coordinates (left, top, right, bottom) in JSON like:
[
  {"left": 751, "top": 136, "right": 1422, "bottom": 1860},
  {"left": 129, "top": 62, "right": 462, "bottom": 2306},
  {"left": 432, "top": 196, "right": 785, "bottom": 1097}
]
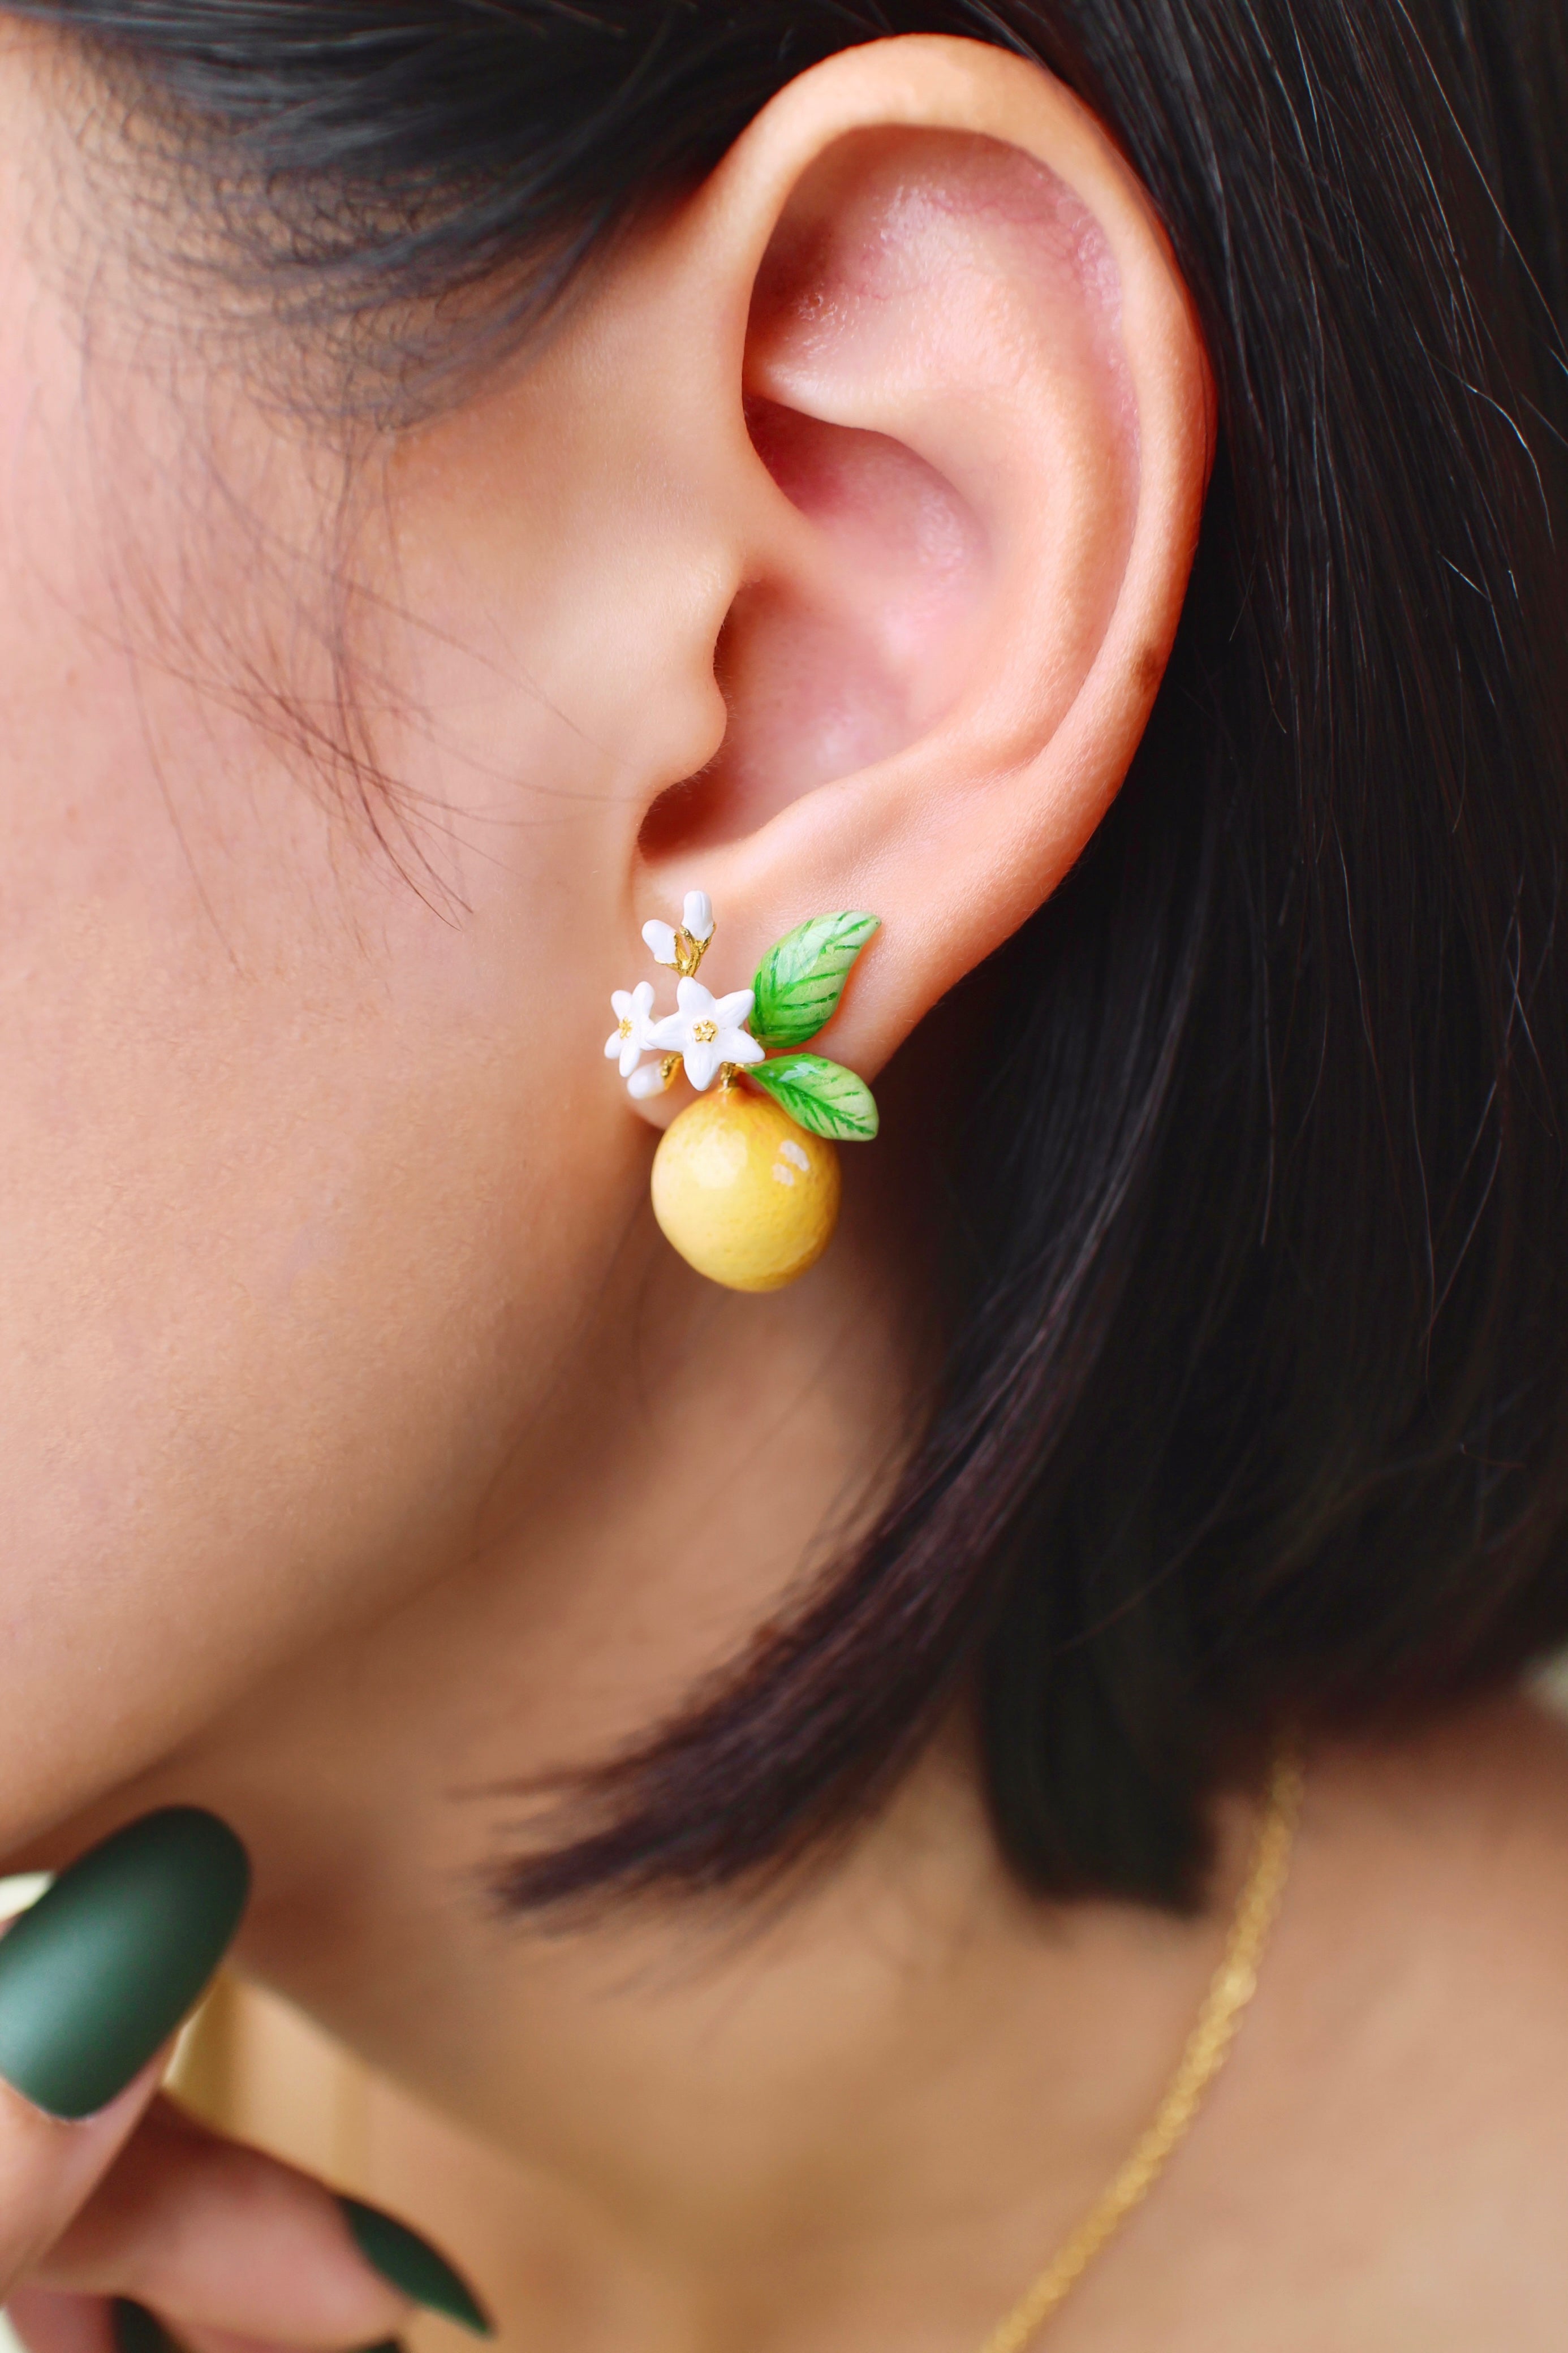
[{"left": 976, "top": 1753, "right": 1305, "bottom": 2353}]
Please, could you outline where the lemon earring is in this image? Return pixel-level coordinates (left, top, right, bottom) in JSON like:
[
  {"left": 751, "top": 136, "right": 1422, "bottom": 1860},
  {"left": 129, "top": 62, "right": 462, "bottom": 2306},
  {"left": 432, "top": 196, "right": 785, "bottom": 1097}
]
[{"left": 606, "top": 891, "right": 881, "bottom": 1292}]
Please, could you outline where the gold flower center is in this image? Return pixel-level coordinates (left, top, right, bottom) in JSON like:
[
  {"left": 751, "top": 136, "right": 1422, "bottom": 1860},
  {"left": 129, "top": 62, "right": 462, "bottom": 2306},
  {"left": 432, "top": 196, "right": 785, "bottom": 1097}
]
[
  {"left": 692, "top": 1020, "right": 718, "bottom": 1044},
  {"left": 618, "top": 1018, "right": 634, "bottom": 1040}
]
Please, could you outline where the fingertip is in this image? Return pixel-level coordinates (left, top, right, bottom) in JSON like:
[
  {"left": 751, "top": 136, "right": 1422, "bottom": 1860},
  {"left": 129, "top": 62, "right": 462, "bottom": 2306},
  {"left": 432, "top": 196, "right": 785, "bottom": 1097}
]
[
  {"left": 337, "top": 2199, "right": 494, "bottom": 2336},
  {"left": 0, "top": 1813, "right": 247, "bottom": 2122}
]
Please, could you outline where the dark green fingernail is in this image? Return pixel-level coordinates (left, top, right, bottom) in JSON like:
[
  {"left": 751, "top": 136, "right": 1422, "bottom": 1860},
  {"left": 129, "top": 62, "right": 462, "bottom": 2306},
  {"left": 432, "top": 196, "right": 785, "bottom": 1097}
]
[
  {"left": 112, "top": 2302, "right": 182, "bottom": 2353},
  {"left": 0, "top": 1808, "right": 249, "bottom": 2119},
  {"left": 340, "top": 2196, "right": 494, "bottom": 2335}
]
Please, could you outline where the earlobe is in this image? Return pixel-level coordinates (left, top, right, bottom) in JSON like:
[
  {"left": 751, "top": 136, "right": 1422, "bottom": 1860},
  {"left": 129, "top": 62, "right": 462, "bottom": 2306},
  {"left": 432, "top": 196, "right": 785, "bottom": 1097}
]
[{"left": 637, "top": 36, "right": 1211, "bottom": 1080}]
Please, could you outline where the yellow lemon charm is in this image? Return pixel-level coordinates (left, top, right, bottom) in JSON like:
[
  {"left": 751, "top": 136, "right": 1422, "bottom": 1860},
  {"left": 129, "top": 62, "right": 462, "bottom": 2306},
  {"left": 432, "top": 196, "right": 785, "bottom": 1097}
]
[{"left": 652, "top": 1089, "right": 841, "bottom": 1293}]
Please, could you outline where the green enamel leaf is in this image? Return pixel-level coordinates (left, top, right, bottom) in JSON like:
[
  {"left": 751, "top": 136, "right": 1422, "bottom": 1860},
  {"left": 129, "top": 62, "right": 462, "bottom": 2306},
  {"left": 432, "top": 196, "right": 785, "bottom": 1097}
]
[
  {"left": 749, "top": 912, "right": 880, "bottom": 1051},
  {"left": 748, "top": 1054, "right": 880, "bottom": 1143}
]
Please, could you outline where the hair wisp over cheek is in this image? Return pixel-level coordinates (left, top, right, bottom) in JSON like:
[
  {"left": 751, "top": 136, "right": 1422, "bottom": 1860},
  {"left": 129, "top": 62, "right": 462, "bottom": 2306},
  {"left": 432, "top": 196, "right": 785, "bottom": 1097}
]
[{"left": 15, "top": 0, "right": 1567, "bottom": 1914}]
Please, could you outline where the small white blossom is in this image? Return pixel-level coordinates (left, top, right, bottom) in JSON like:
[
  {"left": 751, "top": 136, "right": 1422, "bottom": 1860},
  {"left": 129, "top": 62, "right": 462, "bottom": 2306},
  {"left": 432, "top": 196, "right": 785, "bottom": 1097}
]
[
  {"left": 650, "top": 977, "right": 764, "bottom": 1092},
  {"left": 627, "top": 1059, "right": 675, "bottom": 1101},
  {"left": 643, "top": 887, "right": 716, "bottom": 972},
  {"left": 604, "top": 980, "right": 656, "bottom": 1078}
]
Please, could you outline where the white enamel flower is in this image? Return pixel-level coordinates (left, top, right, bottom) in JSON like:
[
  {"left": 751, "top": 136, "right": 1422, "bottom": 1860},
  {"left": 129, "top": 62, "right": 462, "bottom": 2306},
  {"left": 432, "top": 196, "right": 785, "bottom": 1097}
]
[
  {"left": 649, "top": 976, "right": 764, "bottom": 1091},
  {"left": 642, "top": 889, "right": 716, "bottom": 968},
  {"left": 605, "top": 980, "right": 656, "bottom": 1078}
]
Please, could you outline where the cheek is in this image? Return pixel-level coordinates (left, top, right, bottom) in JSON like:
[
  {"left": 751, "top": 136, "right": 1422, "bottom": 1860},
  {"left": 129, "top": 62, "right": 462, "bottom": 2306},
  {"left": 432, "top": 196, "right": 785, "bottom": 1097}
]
[
  {"left": 0, "top": 713, "right": 632, "bottom": 1843},
  {"left": 0, "top": 414, "right": 632, "bottom": 1856}
]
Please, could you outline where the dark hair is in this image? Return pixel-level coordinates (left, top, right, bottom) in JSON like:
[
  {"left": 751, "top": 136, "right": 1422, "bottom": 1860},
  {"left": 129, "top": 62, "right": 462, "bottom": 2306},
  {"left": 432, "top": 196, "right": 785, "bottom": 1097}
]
[{"left": 21, "top": 0, "right": 1568, "bottom": 1911}]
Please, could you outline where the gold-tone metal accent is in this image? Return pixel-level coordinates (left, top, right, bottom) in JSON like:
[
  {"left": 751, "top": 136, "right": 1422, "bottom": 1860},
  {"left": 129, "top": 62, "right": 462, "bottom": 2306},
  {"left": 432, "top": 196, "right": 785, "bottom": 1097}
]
[
  {"left": 674, "top": 926, "right": 710, "bottom": 979},
  {"left": 617, "top": 1017, "right": 634, "bottom": 1041},
  {"left": 717, "top": 1062, "right": 740, "bottom": 1091},
  {"left": 692, "top": 1019, "right": 718, "bottom": 1045},
  {"left": 657, "top": 1054, "right": 681, "bottom": 1092},
  {"left": 977, "top": 1753, "right": 1304, "bottom": 2353}
]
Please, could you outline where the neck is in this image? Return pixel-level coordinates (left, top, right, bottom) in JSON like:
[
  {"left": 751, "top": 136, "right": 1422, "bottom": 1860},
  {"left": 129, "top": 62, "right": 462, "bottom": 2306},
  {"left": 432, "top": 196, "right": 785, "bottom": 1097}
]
[
  {"left": 501, "top": 1783, "right": 1253, "bottom": 2352},
  {"left": 260, "top": 1751, "right": 1257, "bottom": 2353},
  {"left": 97, "top": 1161, "right": 1258, "bottom": 2349}
]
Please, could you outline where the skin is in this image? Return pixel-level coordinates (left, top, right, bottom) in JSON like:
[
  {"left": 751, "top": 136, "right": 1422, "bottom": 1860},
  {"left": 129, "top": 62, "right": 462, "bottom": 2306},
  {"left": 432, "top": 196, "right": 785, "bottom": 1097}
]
[{"left": 2, "top": 22, "right": 1567, "bottom": 2351}]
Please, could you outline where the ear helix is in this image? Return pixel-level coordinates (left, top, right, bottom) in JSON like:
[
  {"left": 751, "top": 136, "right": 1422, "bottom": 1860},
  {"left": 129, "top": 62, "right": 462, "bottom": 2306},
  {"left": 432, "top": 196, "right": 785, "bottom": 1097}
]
[{"left": 605, "top": 893, "right": 880, "bottom": 1291}]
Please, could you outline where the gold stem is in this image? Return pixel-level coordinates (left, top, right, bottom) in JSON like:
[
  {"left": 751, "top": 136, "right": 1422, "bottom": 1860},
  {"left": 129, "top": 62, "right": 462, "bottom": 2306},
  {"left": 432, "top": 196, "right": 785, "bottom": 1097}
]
[{"left": 673, "top": 926, "right": 710, "bottom": 979}]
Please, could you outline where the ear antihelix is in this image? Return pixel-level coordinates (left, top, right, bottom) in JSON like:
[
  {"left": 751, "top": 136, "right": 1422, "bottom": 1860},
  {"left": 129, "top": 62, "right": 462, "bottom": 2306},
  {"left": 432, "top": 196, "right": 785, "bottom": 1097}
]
[{"left": 605, "top": 893, "right": 879, "bottom": 1292}]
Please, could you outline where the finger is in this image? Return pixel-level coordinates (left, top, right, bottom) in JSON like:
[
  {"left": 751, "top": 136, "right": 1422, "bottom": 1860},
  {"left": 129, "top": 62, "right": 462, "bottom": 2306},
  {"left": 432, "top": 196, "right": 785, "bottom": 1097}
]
[
  {"left": 35, "top": 2099, "right": 491, "bottom": 2343},
  {"left": 33, "top": 2102, "right": 407, "bottom": 2345},
  {"left": 5, "top": 2286, "right": 114, "bottom": 2353},
  {"left": 7, "top": 2299, "right": 342, "bottom": 2353},
  {"left": 0, "top": 1809, "right": 248, "bottom": 2293},
  {"left": 0, "top": 2066, "right": 163, "bottom": 2290},
  {"left": 178, "top": 2331, "right": 400, "bottom": 2353}
]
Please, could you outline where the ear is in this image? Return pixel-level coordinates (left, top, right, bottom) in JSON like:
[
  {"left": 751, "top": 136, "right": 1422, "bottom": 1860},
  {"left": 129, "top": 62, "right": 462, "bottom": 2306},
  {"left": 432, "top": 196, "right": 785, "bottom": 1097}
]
[{"left": 628, "top": 34, "right": 1214, "bottom": 1087}]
